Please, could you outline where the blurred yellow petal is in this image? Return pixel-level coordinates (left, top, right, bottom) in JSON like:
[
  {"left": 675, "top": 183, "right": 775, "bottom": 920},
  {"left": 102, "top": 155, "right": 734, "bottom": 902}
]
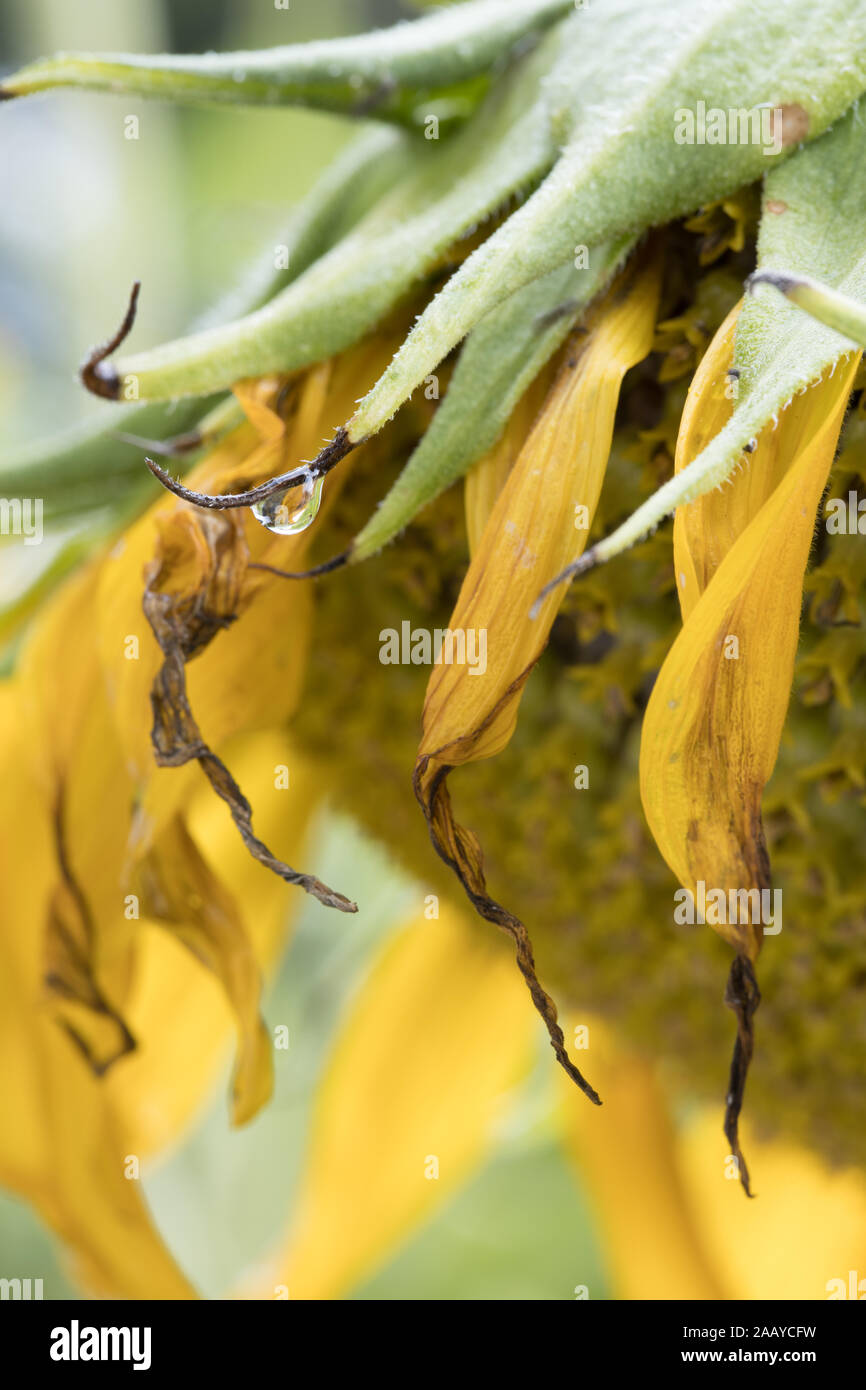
[
  {"left": 14, "top": 510, "right": 314, "bottom": 1124},
  {"left": 679, "top": 1108, "right": 866, "bottom": 1300},
  {"left": 256, "top": 901, "right": 535, "bottom": 1300},
  {"left": 560, "top": 1020, "right": 730, "bottom": 1300},
  {"left": 561, "top": 1023, "right": 866, "bottom": 1300},
  {"left": 0, "top": 682, "right": 196, "bottom": 1298},
  {"left": 134, "top": 814, "right": 274, "bottom": 1127},
  {"left": 415, "top": 253, "right": 661, "bottom": 1099},
  {"left": 17, "top": 562, "right": 140, "bottom": 1069}
]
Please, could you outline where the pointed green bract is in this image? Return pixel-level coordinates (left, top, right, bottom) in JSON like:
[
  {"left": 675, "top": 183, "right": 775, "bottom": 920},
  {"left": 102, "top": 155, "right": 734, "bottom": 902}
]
[
  {"left": 558, "top": 102, "right": 866, "bottom": 577},
  {"left": 351, "top": 239, "right": 632, "bottom": 562},
  {"left": 1, "top": 0, "right": 573, "bottom": 127},
  {"left": 85, "top": 26, "right": 569, "bottom": 401},
  {"left": 347, "top": 0, "right": 866, "bottom": 444}
]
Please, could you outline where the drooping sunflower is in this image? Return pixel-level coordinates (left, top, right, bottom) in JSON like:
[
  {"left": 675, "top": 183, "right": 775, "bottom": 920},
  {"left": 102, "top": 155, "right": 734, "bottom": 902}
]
[{"left": 2, "top": 0, "right": 866, "bottom": 1299}]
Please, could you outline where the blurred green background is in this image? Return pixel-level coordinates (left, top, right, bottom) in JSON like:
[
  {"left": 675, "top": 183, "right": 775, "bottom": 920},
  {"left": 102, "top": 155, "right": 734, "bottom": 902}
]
[{"left": 0, "top": 0, "right": 613, "bottom": 1299}]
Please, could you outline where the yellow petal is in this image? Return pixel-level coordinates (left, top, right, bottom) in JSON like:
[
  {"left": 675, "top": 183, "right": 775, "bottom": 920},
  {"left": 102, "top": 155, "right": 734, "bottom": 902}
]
[
  {"left": 463, "top": 368, "right": 553, "bottom": 556},
  {"left": 643, "top": 343, "right": 859, "bottom": 1187},
  {"left": 96, "top": 424, "right": 257, "bottom": 788},
  {"left": 138, "top": 501, "right": 354, "bottom": 915},
  {"left": 257, "top": 901, "right": 535, "bottom": 1300},
  {"left": 641, "top": 352, "right": 860, "bottom": 956},
  {"left": 560, "top": 1019, "right": 730, "bottom": 1300},
  {"left": 642, "top": 347, "right": 859, "bottom": 1193},
  {"left": 133, "top": 813, "right": 274, "bottom": 1127},
  {"left": 679, "top": 1107, "right": 866, "bottom": 1300},
  {"left": 673, "top": 301, "right": 802, "bottom": 618},
  {"left": 415, "top": 253, "right": 661, "bottom": 1097},
  {"left": 421, "top": 253, "right": 661, "bottom": 770},
  {"left": 17, "top": 563, "right": 141, "bottom": 1068}
]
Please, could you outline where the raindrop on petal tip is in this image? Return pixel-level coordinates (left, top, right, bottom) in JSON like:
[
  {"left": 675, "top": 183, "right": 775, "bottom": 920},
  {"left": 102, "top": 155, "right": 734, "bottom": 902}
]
[{"left": 252, "top": 471, "right": 324, "bottom": 535}]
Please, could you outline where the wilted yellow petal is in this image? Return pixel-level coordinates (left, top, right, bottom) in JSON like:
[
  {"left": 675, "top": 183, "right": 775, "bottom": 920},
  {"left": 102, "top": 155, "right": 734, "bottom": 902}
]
[
  {"left": 97, "top": 424, "right": 256, "bottom": 788},
  {"left": 14, "top": 512, "right": 304, "bottom": 1125},
  {"left": 9, "top": 360, "right": 373, "bottom": 1136},
  {"left": 674, "top": 301, "right": 803, "bottom": 618},
  {"left": 463, "top": 369, "right": 553, "bottom": 556},
  {"left": 422, "top": 254, "right": 661, "bottom": 769},
  {"left": 642, "top": 350, "right": 859, "bottom": 1192},
  {"left": 257, "top": 902, "right": 535, "bottom": 1300},
  {"left": 642, "top": 352, "right": 860, "bottom": 958},
  {"left": 415, "top": 253, "right": 661, "bottom": 1098},
  {"left": 0, "top": 322, "right": 418, "bottom": 1289},
  {"left": 560, "top": 1019, "right": 730, "bottom": 1300},
  {"left": 98, "top": 335, "right": 401, "bottom": 842}
]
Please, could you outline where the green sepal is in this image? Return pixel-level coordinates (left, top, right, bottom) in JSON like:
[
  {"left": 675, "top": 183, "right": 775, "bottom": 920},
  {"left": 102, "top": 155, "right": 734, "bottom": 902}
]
[
  {"left": 79, "top": 26, "right": 568, "bottom": 401},
  {"left": 348, "top": 0, "right": 866, "bottom": 445},
  {"left": 1, "top": 0, "right": 573, "bottom": 128}
]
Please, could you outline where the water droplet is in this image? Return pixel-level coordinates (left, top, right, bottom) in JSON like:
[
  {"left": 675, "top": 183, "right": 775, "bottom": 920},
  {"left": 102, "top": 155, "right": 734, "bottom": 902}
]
[{"left": 252, "top": 471, "right": 324, "bottom": 535}]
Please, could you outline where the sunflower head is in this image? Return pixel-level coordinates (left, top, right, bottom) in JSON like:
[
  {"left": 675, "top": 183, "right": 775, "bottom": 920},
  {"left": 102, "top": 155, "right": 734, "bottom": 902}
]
[{"left": 3, "top": 0, "right": 866, "bottom": 1298}]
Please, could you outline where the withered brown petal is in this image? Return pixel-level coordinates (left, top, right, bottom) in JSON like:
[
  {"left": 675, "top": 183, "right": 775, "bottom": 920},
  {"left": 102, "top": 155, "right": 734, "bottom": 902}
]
[{"left": 142, "top": 508, "right": 357, "bottom": 914}]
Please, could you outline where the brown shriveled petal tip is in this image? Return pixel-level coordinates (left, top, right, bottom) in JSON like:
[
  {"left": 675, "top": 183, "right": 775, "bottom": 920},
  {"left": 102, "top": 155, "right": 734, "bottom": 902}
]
[
  {"left": 142, "top": 513, "right": 357, "bottom": 915},
  {"left": 529, "top": 545, "right": 601, "bottom": 618},
  {"left": 144, "top": 426, "right": 354, "bottom": 511},
  {"left": 80, "top": 280, "right": 140, "bottom": 400},
  {"left": 723, "top": 953, "right": 761, "bottom": 1198},
  {"left": 414, "top": 757, "right": 602, "bottom": 1109}
]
